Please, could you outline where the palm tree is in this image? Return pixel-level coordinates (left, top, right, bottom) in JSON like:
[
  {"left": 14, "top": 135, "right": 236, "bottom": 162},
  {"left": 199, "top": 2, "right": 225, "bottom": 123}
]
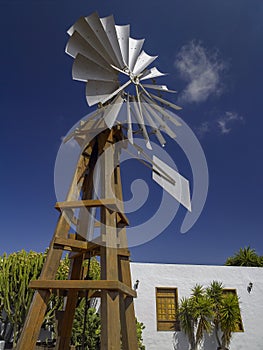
[
  {"left": 178, "top": 284, "right": 214, "bottom": 350},
  {"left": 225, "top": 246, "right": 262, "bottom": 267},
  {"left": 179, "top": 282, "right": 242, "bottom": 350},
  {"left": 219, "top": 293, "right": 241, "bottom": 349},
  {"left": 206, "top": 281, "right": 224, "bottom": 347},
  {"left": 206, "top": 281, "right": 241, "bottom": 350},
  {"left": 179, "top": 297, "right": 196, "bottom": 350}
]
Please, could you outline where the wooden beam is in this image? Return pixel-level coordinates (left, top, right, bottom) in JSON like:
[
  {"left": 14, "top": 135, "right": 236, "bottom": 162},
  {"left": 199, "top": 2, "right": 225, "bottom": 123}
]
[
  {"left": 117, "top": 211, "right": 129, "bottom": 226},
  {"left": 58, "top": 254, "right": 84, "bottom": 350},
  {"left": 99, "top": 130, "right": 121, "bottom": 350},
  {"left": 55, "top": 199, "right": 129, "bottom": 226},
  {"left": 29, "top": 280, "right": 137, "bottom": 298},
  {"left": 115, "top": 142, "right": 138, "bottom": 350},
  {"left": 53, "top": 237, "right": 99, "bottom": 252},
  {"left": 84, "top": 248, "right": 130, "bottom": 258},
  {"left": 119, "top": 256, "right": 139, "bottom": 350},
  {"left": 117, "top": 248, "right": 130, "bottom": 257},
  {"left": 55, "top": 198, "right": 116, "bottom": 210},
  {"left": 51, "top": 289, "right": 101, "bottom": 298},
  {"left": 94, "top": 220, "right": 129, "bottom": 228}
]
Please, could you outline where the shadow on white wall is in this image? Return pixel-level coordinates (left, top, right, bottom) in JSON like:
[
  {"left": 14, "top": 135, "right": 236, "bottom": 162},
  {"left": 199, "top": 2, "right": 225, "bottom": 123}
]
[{"left": 173, "top": 330, "right": 222, "bottom": 350}]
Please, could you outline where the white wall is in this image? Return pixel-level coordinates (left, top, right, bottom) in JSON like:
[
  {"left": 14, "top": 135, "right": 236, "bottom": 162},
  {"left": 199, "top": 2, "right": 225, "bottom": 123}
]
[{"left": 130, "top": 262, "right": 263, "bottom": 350}]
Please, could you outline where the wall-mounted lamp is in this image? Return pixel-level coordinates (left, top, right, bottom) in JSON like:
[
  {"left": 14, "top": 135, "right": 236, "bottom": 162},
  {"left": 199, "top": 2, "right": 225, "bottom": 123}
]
[
  {"left": 134, "top": 279, "right": 140, "bottom": 291},
  {"left": 247, "top": 282, "right": 253, "bottom": 294}
]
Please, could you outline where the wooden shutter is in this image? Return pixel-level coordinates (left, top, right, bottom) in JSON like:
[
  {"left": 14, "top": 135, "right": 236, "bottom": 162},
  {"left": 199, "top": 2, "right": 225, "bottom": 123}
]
[{"left": 156, "top": 288, "right": 179, "bottom": 331}]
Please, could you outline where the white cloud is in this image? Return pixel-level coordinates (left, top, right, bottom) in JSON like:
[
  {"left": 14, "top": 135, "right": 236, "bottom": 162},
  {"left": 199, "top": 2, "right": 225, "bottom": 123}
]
[
  {"left": 175, "top": 41, "right": 226, "bottom": 104},
  {"left": 196, "top": 111, "right": 244, "bottom": 137},
  {"left": 196, "top": 121, "right": 210, "bottom": 137},
  {"left": 217, "top": 111, "right": 244, "bottom": 135},
  {"left": 217, "top": 120, "right": 231, "bottom": 134},
  {"left": 225, "top": 111, "right": 244, "bottom": 122}
]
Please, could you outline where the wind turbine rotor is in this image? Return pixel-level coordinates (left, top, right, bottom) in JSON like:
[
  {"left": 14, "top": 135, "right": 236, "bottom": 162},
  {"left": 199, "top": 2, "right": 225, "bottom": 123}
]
[
  {"left": 66, "top": 12, "right": 174, "bottom": 109},
  {"left": 66, "top": 12, "right": 192, "bottom": 212}
]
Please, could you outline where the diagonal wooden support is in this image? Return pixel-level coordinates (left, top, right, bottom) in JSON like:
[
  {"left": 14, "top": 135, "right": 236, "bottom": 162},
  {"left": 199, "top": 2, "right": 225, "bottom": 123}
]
[
  {"left": 56, "top": 134, "right": 99, "bottom": 350},
  {"left": 57, "top": 254, "right": 84, "bottom": 350},
  {"left": 17, "top": 142, "right": 93, "bottom": 350}
]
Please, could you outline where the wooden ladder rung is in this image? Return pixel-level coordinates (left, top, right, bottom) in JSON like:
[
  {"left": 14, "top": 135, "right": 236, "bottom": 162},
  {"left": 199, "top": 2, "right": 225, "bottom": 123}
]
[
  {"left": 54, "top": 237, "right": 99, "bottom": 252},
  {"left": 55, "top": 198, "right": 116, "bottom": 210},
  {"left": 55, "top": 199, "right": 129, "bottom": 226},
  {"left": 52, "top": 289, "right": 100, "bottom": 298},
  {"left": 29, "top": 280, "right": 137, "bottom": 297},
  {"left": 54, "top": 234, "right": 130, "bottom": 258}
]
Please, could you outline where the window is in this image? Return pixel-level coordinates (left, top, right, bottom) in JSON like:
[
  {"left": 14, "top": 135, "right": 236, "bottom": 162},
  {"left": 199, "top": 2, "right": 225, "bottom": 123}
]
[
  {"left": 223, "top": 289, "right": 244, "bottom": 332},
  {"left": 156, "top": 288, "right": 180, "bottom": 331}
]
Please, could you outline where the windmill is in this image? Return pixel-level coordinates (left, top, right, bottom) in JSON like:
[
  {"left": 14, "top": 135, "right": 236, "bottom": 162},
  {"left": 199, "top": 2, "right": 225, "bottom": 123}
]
[{"left": 17, "top": 12, "right": 191, "bottom": 350}]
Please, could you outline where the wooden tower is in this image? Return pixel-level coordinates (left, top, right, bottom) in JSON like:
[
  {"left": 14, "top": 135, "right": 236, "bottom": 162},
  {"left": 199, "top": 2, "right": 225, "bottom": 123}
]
[{"left": 17, "top": 127, "right": 139, "bottom": 350}]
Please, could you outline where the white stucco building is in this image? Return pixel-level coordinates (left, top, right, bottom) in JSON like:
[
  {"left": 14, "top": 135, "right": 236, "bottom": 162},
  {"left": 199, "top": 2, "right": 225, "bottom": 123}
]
[{"left": 130, "top": 262, "right": 263, "bottom": 349}]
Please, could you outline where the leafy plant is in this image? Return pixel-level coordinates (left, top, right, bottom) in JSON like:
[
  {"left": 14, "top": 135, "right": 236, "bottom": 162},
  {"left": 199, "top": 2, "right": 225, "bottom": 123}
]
[
  {"left": 42, "top": 254, "right": 71, "bottom": 335},
  {"left": 72, "top": 302, "right": 101, "bottom": 350},
  {"left": 136, "top": 320, "right": 145, "bottom": 350},
  {"left": 225, "top": 246, "right": 263, "bottom": 267},
  {"left": 0, "top": 250, "right": 46, "bottom": 346},
  {"left": 178, "top": 284, "right": 214, "bottom": 350},
  {"left": 206, "top": 281, "right": 224, "bottom": 347},
  {"left": 179, "top": 281, "right": 242, "bottom": 350},
  {"left": 219, "top": 292, "right": 241, "bottom": 349}
]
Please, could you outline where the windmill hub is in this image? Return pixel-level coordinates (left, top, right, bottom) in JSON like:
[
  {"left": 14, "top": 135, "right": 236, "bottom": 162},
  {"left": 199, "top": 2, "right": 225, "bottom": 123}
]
[
  {"left": 118, "top": 67, "right": 140, "bottom": 88},
  {"left": 130, "top": 74, "right": 140, "bottom": 85}
]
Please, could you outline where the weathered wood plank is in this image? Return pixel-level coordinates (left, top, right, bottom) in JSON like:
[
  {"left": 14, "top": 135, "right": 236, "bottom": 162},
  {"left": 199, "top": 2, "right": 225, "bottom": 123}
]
[
  {"left": 56, "top": 199, "right": 129, "bottom": 225},
  {"left": 119, "top": 256, "right": 139, "bottom": 350},
  {"left": 99, "top": 130, "right": 121, "bottom": 350},
  {"left": 115, "top": 142, "right": 138, "bottom": 350},
  {"left": 55, "top": 198, "right": 116, "bottom": 210},
  {"left": 53, "top": 237, "right": 99, "bottom": 252},
  {"left": 57, "top": 254, "right": 84, "bottom": 350},
  {"left": 29, "top": 280, "right": 136, "bottom": 297}
]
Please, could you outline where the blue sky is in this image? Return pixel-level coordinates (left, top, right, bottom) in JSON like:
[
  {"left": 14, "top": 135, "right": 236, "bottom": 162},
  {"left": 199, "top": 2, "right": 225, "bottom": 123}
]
[{"left": 1, "top": 0, "right": 263, "bottom": 265}]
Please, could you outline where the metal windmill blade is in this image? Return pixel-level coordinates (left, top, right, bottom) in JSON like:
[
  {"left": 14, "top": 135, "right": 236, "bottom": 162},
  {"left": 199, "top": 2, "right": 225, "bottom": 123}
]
[
  {"left": 65, "top": 12, "right": 177, "bottom": 117},
  {"left": 66, "top": 12, "right": 192, "bottom": 211}
]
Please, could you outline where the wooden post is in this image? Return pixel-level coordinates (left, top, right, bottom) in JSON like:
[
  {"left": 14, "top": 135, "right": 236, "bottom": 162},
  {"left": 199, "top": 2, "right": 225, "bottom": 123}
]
[
  {"left": 99, "top": 130, "right": 121, "bottom": 349},
  {"left": 115, "top": 151, "right": 138, "bottom": 350}
]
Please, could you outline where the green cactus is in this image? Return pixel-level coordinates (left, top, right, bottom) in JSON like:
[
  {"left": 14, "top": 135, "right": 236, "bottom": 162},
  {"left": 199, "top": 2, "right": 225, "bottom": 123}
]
[
  {"left": 0, "top": 250, "right": 46, "bottom": 346},
  {"left": 0, "top": 250, "right": 101, "bottom": 347},
  {"left": 0, "top": 250, "right": 146, "bottom": 349}
]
